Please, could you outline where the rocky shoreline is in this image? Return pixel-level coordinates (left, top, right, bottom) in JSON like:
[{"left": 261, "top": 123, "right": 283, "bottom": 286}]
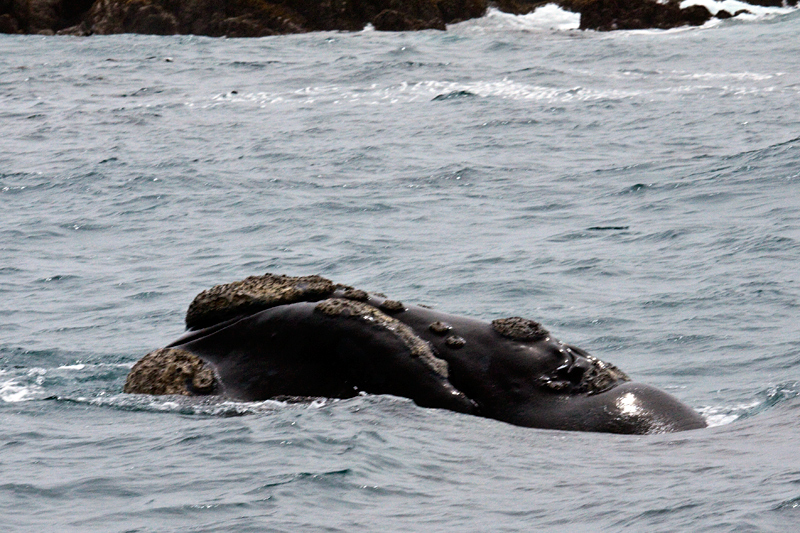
[{"left": 0, "top": 0, "right": 795, "bottom": 36}]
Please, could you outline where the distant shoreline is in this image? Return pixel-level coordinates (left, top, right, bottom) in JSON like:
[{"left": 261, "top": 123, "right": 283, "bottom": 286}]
[{"left": 1, "top": 0, "right": 795, "bottom": 37}]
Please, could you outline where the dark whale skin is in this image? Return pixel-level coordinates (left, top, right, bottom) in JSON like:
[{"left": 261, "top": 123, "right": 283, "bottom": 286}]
[{"left": 162, "top": 296, "right": 707, "bottom": 434}]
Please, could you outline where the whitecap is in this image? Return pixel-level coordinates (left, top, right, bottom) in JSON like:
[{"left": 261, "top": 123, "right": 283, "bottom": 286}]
[
  {"left": 195, "top": 78, "right": 638, "bottom": 108},
  {"left": 699, "top": 401, "right": 761, "bottom": 427},
  {"left": 73, "top": 393, "right": 297, "bottom": 416},
  {"left": 57, "top": 363, "right": 86, "bottom": 370},
  {"left": 0, "top": 375, "right": 41, "bottom": 402},
  {"left": 450, "top": 6, "right": 580, "bottom": 33}
]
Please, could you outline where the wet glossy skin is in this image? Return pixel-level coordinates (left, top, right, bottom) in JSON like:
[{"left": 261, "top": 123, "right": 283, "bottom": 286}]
[
  {"left": 168, "top": 298, "right": 707, "bottom": 434},
  {"left": 382, "top": 301, "right": 705, "bottom": 433}
]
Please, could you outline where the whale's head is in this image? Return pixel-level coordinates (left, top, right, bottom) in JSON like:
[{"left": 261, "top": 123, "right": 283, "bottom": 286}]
[
  {"left": 484, "top": 334, "right": 707, "bottom": 434},
  {"left": 536, "top": 380, "right": 708, "bottom": 434}
]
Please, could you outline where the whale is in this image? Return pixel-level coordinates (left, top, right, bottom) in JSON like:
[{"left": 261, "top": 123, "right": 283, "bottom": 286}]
[{"left": 125, "top": 273, "right": 707, "bottom": 434}]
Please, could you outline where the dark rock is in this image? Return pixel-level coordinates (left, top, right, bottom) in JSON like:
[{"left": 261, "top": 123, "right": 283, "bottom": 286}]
[
  {"left": 0, "top": 12, "right": 19, "bottom": 32},
  {"left": 271, "top": 0, "right": 366, "bottom": 31},
  {"left": 716, "top": 9, "right": 732, "bottom": 18},
  {"left": 59, "top": 0, "right": 95, "bottom": 27},
  {"left": 4, "top": 0, "right": 94, "bottom": 32},
  {"left": 24, "top": 0, "right": 60, "bottom": 31},
  {"left": 490, "top": 0, "right": 546, "bottom": 15},
  {"left": 87, "top": 0, "right": 178, "bottom": 35},
  {"left": 372, "top": 8, "right": 444, "bottom": 30},
  {"left": 216, "top": 15, "right": 275, "bottom": 37},
  {"left": 270, "top": 0, "right": 460, "bottom": 32},
  {"left": 436, "top": 0, "right": 487, "bottom": 22},
  {"left": 176, "top": 0, "right": 305, "bottom": 36},
  {"left": 370, "top": 0, "right": 461, "bottom": 31},
  {"left": 575, "top": 0, "right": 712, "bottom": 31},
  {"left": 681, "top": 3, "right": 713, "bottom": 25},
  {"left": 373, "top": 8, "right": 417, "bottom": 30},
  {"left": 4, "top": 0, "right": 489, "bottom": 37},
  {"left": 14, "top": 0, "right": 784, "bottom": 36},
  {"left": 56, "top": 19, "right": 91, "bottom": 33}
]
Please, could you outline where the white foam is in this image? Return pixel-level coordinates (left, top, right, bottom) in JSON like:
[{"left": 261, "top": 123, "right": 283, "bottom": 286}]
[
  {"left": 680, "top": 0, "right": 795, "bottom": 16},
  {"left": 55, "top": 362, "right": 133, "bottom": 371},
  {"left": 58, "top": 363, "right": 86, "bottom": 370},
  {"left": 308, "top": 398, "right": 329, "bottom": 409},
  {"left": 704, "top": 411, "right": 740, "bottom": 427},
  {"left": 202, "top": 78, "right": 638, "bottom": 109},
  {"left": 451, "top": 6, "right": 580, "bottom": 32},
  {"left": 699, "top": 401, "right": 760, "bottom": 427},
  {"left": 451, "top": 1, "right": 796, "bottom": 37},
  {"left": 0, "top": 374, "right": 40, "bottom": 402},
  {"left": 82, "top": 393, "right": 294, "bottom": 416},
  {"left": 26, "top": 367, "right": 47, "bottom": 386},
  {"left": 674, "top": 71, "right": 778, "bottom": 81}
]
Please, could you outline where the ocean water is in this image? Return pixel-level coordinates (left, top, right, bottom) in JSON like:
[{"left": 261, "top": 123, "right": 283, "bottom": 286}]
[{"left": 2, "top": 6, "right": 800, "bottom": 531}]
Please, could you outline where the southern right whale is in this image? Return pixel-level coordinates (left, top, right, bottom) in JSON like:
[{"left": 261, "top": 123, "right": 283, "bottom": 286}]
[{"left": 125, "top": 273, "right": 707, "bottom": 434}]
